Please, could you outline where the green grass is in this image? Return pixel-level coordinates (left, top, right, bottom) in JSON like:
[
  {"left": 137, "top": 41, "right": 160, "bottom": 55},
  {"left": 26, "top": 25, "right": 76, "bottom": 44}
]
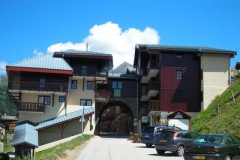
[
  {"left": 191, "top": 75, "right": 240, "bottom": 136},
  {"left": 14, "top": 134, "right": 93, "bottom": 160}
]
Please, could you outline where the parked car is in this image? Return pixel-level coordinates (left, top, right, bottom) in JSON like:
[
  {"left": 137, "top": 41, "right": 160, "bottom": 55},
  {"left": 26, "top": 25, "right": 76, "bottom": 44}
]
[
  {"left": 154, "top": 130, "right": 200, "bottom": 156},
  {"left": 141, "top": 125, "right": 182, "bottom": 147},
  {"left": 184, "top": 134, "right": 240, "bottom": 160}
]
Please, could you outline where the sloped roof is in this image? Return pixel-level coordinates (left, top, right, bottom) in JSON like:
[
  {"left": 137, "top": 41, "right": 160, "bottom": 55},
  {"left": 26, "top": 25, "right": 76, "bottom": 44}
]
[
  {"left": 54, "top": 50, "right": 112, "bottom": 57},
  {"left": 35, "top": 107, "right": 94, "bottom": 130},
  {"left": 7, "top": 53, "right": 73, "bottom": 71},
  {"left": 136, "top": 44, "right": 237, "bottom": 55},
  {"left": 12, "top": 122, "right": 38, "bottom": 147}
]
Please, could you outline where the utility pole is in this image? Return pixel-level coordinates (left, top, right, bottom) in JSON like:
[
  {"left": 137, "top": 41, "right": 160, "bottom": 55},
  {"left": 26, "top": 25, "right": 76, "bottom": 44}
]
[{"left": 216, "top": 105, "right": 219, "bottom": 134}]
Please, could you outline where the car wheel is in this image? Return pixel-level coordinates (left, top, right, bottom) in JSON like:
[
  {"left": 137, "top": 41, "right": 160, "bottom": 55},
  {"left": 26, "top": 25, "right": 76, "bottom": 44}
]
[
  {"left": 156, "top": 149, "right": 165, "bottom": 155},
  {"left": 224, "top": 155, "right": 231, "bottom": 160},
  {"left": 175, "top": 145, "right": 184, "bottom": 156},
  {"left": 146, "top": 144, "right": 152, "bottom": 147}
]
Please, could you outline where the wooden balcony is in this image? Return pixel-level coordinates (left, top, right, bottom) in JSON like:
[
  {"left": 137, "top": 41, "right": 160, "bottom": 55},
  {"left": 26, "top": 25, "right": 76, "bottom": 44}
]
[
  {"left": 8, "top": 81, "right": 68, "bottom": 92},
  {"left": 74, "top": 69, "right": 108, "bottom": 77},
  {"left": 18, "top": 102, "right": 45, "bottom": 113},
  {"left": 95, "top": 90, "right": 112, "bottom": 98},
  {"left": 148, "top": 100, "right": 161, "bottom": 112}
]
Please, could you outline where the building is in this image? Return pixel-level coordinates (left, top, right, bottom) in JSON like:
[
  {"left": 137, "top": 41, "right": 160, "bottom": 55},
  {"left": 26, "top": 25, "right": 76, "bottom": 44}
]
[
  {"left": 6, "top": 44, "right": 237, "bottom": 152},
  {"left": 134, "top": 44, "right": 236, "bottom": 126},
  {"left": 6, "top": 50, "right": 113, "bottom": 148}
]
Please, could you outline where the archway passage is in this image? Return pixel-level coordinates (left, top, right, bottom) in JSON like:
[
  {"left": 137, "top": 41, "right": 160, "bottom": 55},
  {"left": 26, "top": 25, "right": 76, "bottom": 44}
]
[{"left": 98, "top": 101, "right": 133, "bottom": 136}]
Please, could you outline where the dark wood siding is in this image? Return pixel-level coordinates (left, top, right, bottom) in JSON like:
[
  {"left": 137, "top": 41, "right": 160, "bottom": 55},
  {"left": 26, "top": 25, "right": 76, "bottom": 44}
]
[
  {"left": 20, "top": 72, "right": 69, "bottom": 84},
  {"left": 108, "top": 78, "right": 138, "bottom": 98},
  {"left": 159, "top": 52, "right": 201, "bottom": 112}
]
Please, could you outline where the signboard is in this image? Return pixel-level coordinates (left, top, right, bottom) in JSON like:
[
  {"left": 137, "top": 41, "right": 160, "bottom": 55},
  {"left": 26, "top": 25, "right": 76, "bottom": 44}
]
[{"left": 142, "top": 116, "right": 148, "bottom": 123}]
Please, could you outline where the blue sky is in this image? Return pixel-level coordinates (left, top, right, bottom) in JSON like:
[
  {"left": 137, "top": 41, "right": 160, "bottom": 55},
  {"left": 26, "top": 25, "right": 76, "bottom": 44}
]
[{"left": 1, "top": 0, "right": 240, "bottom": 74}]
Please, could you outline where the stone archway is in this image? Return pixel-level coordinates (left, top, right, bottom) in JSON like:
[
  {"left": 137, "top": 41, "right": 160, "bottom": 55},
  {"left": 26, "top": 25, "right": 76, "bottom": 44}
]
[{"left": 95, "top": 100, "right": 135, "bottom": 135}]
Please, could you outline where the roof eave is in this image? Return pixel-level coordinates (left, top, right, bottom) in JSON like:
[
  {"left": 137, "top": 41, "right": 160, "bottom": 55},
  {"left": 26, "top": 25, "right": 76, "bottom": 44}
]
[{"left": 6, "top": 66, "right": 73, "bottom": 75}]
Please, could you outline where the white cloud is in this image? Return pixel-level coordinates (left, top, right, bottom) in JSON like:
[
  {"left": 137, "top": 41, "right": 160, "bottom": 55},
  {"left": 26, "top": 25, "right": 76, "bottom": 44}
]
[
  {"left": 47, "top": 21, "right": 160, "bottom": 68},
  {"left": 0, "top": 61, "right": 7, "bottom": 74},
  {"left": 33, "top": 49, "right": 44, "bottom": 56}
]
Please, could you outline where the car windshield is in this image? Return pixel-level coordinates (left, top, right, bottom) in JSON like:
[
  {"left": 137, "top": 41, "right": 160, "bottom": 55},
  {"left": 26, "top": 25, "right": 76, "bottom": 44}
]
[{"left": 194, "top": 135, "right": 223, "bottom": 144}]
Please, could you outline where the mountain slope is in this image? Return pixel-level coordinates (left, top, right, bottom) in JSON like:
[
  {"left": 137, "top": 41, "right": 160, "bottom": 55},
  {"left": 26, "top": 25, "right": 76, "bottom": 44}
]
[{"left": 191, "top": 74, "right": 240, "bottom": 136}]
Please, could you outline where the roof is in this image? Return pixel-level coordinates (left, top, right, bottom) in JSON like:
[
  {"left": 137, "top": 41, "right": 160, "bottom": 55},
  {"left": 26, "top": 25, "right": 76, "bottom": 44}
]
[
  {"left": 35, "top": 106, "right": 94, "bottom": 130},
  {"left": 167, "top": 110, "right": 191, "bottom": 119},
  {"left": 12, "top": 122, "right": 38, "bottom": 147},
  {"left": 6, "top": 53, "right": 73, "bottom": 74},
  {"left": 54, "top": 50, "right": 112, "bottom": 58},
  {"left": 135, "top": 44, "right": 237, "bottom": 55}
]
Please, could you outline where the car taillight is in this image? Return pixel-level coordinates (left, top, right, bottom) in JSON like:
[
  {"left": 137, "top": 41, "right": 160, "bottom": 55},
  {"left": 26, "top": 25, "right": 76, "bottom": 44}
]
[
  {"left": 206, "top": 148, "right": 218, "bottom": 153},
  {"left": 172, "top": 132, "right": 179, "bottom": 138},
  {"left": 185, "top": 146, "right": 194, "bottom": 152}
]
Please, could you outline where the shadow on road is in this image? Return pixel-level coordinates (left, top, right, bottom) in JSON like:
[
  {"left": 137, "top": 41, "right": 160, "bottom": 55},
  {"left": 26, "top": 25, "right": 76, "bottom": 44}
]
[{"left": 99, "top": 131, "right": 129, "bottom": 139}]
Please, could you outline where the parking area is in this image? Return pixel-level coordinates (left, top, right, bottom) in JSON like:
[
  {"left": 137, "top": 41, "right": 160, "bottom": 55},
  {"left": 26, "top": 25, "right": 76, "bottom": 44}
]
[{"left": 74, "top": 135, "right": 184, "bottom": 160}]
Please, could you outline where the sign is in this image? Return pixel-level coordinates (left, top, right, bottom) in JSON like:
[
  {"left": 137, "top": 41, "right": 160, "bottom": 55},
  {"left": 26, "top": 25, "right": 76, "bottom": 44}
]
[
  {"left": 142, "top": 116, "right": 148, "bottom": 123},
  {"left": 79, "top": 116, "right": 85, "bottom": 122}
]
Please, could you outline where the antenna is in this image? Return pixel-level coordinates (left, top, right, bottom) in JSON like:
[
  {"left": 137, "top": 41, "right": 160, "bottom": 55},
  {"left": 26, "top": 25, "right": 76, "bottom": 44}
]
[{"left": 86, "top": 43, "right": 89, "bottom": 51}]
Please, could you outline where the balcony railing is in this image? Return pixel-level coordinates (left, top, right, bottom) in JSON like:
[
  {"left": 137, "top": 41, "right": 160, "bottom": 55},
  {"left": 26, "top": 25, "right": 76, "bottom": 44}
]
[
  {"left": 18, "top": 102, "right": 45, "bottom": 112},
  {"left": 74, "top": 69, "right": 108, "bottom": 77},
  {"left": 8, "top": 81, "right": 68, "bottom": 92},
  {"left": 148, "top": 100, "right": 161, "bottom": 112}
]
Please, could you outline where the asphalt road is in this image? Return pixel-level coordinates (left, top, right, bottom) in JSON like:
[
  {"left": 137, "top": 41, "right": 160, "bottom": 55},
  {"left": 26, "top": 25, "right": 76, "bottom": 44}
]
[{"left": 74, "top": 133, "right": 184, "bottom": 160}]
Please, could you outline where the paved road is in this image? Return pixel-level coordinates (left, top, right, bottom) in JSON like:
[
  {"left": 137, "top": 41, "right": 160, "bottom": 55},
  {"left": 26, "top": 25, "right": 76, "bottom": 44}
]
[{"left": 74, "top": 134, "right": 184, "bottom": 160}]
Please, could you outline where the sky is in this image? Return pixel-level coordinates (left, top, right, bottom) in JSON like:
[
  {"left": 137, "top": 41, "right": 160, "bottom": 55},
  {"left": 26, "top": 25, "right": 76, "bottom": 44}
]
[{"left": 0, "top": 0, "right": 240, "bottom": 75}]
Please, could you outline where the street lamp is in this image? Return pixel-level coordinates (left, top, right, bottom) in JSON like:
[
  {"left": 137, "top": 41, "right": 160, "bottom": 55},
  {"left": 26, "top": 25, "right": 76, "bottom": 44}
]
[{"left": 80, "top": 99, "right": 85, "bottom": 137}]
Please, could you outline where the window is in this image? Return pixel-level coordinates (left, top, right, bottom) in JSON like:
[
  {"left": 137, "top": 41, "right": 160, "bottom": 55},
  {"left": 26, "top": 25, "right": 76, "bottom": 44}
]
[
  {"left": 176, "top": 70, "right": 183, "bottom": 80},
  {"left": 80, "top": 99, "right": 92, "bottom": 106},
  {"left": 87, "top": 81, "right": 92, "bottom": 90},
  {"left": 82, "top": 66, "right": 87, "bottom": 74},
  {"left": 176, "top": 54, "right": 182, "bottom": 59},
  {"left": 117, "top": 82, "right": 122, "bottom": 88},
  {"left": 40, "top": 78, "right": 45, "bottom": 89},
  {"left": 112, "top": 81, "right": 122, "bottom": 97},
  {"left": 142, "top": 107, "right": 147, "bottom": 115},
  {"left": 71, "top": 80, "right": 77, "bottom": 89},
  {"left": 142, "top": 86, "right": 147, "bottom": 95},
  {"left": 112, "top": 81, "right": 117, "bottom": 88},
  {"left": 38, "top": 96, "right": 50, "bottom": 105},
  {"left": 59, "top": 96, "right": 65, "bottom": 102}
]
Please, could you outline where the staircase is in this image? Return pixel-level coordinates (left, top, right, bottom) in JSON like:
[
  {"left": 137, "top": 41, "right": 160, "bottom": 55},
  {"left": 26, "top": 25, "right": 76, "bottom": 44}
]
[{"left": 8, "top": 91, "right": 21, "bottom": 107}]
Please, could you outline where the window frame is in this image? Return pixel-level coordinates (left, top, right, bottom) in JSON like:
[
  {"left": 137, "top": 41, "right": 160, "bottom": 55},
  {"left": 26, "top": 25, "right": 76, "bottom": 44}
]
[
  {"left": 87, "top": 81, "right": 93, "bottom": 90},
  {"left": 38, "top": 96, "right": 51, "bottom": 105},
  {"left": 80, "top": 99, "right": 92, "bottom": 106},
  {"left": 176, "top": 70, "right": 183, "bottom": 80},
  {"left": 82, "top": 66, "right": 87, "bottom": 74},
  {"left": 59, "top": 96, "right": 65, "bottom": 102},
  {"left": 71, "top": 80, "right": 77, "bottom": 89}
]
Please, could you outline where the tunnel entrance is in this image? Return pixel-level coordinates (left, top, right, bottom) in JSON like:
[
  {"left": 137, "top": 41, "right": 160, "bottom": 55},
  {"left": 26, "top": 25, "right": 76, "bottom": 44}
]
[{"left": 98, "top": 101, "right": 133, "bottom": 136}]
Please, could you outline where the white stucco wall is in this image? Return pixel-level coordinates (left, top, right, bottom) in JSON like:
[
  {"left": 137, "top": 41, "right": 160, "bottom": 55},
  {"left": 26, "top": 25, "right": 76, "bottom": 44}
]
[
  {"left": 201, "top": 54, "right": 231, "bottom": 110},
  {"left": 19, "top": 77, "right": 96, "bottom": 129}
]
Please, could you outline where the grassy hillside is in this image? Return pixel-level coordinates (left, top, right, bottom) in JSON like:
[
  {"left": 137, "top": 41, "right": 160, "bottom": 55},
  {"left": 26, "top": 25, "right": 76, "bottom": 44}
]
[
  {"left": 191, "top": 74, "right": 240, "bottom": 136},
  {"left": 0, "top": 75, "right": 18, "bottom": 115}
]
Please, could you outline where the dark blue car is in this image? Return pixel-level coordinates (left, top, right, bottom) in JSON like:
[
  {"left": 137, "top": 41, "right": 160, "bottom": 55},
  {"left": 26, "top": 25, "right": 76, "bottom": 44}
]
[{"left": 141, "top": 125, "right": 181, "bottom": 147}]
